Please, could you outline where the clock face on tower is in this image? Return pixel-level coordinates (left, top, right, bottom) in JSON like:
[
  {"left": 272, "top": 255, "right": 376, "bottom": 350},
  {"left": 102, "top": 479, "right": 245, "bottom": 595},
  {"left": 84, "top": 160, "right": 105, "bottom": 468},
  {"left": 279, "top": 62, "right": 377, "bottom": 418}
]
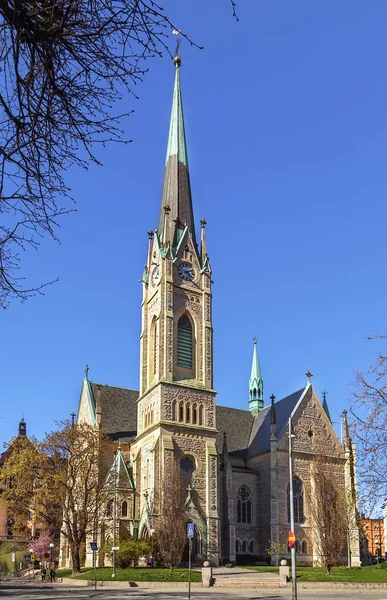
[
  {"left": 178, "top": 263, "right": 195, "bottom": 281},
  {"left": 151, "top": 266, "right": 160, "bottom": 287}
]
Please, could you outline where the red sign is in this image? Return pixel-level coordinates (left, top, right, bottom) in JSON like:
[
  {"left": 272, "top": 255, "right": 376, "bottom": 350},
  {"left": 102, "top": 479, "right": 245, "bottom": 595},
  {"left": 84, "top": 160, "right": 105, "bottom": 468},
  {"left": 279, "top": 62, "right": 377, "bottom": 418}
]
[{"left": 288, "top": 531, "right": 296, "bottom": 547}]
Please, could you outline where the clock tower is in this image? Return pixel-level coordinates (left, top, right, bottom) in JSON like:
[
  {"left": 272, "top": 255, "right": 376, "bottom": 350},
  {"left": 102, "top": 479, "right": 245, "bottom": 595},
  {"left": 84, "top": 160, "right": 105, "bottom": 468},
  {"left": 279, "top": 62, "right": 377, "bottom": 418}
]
[{"left": 132, "top": 55, "right": 220, "bottom": 564}]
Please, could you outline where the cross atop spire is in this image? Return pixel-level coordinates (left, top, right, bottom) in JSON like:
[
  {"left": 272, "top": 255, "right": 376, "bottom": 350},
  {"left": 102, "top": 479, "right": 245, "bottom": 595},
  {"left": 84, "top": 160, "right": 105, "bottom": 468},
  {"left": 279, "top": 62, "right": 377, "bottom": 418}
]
[
  {"left": 249, "top": 338, "right": 264, "bottom": 415},
  {"left": 158, "top": 58, "right": 196, "bottom": 248}
]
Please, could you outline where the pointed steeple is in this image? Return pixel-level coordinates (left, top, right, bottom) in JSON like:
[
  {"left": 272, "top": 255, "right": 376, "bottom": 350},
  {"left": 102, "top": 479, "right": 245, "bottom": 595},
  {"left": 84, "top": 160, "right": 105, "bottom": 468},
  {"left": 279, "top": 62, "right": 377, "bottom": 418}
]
[
  {"left": 249, "top": 338, "right": 264, "bottom": 415},
  {"left": 158, "top": 57, "right": 197, "bottom": 249},
  {"left": 322, "top": 389, "right": 331, "bottom": 422},
  {"left": 104, "top": 446, "right": 135, "bottom": 492}
]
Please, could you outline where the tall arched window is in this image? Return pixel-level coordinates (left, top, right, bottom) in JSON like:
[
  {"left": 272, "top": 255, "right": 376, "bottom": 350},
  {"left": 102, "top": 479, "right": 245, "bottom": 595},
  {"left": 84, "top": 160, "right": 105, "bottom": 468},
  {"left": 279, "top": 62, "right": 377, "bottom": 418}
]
[
  {"left": 199, "top": 404, "right": 203, "bottom": 425},
  {"left": 107, "top": 500, "right": 113, "bottom": 518},
  {"left": 153, "top": 321, "right": 157, "bottom": 375},
  {"left": 186, "top": 402, "right": 191, "bottom": 423},
  {"left": 287, "top": 478, "right": 305, "bottom": 524},
  {"left": 177, "top": 315, "right": 193, "bottom": 369},
  {"left": 249, "top": 540, "right": 254, "bottom": 554},
  {"left": 301, "top": 540, "right": 308, "bottom": 554},
  {"left": 179, "top": 401, "right": 184, "bottom": 422},
  {"left": 236, "top": 540, "right": 241, "bottom": 554},
  {"left": 242, "top": 540, "right": 248, "bottom": 554},
  {"left": 193, "top": 403, "right": 197, "bottom": 424},
  {"left": 295, "top": 540, "right": 300, "bottom": 553},
  {"left": 237, "top": 485, "right": 252, "bottom": 523},
  {"left": 172, "top": 399, "right": 177, "bottom": 421},
  {"left": 121, "top": 501, "right": 128, "bottom": 518}
]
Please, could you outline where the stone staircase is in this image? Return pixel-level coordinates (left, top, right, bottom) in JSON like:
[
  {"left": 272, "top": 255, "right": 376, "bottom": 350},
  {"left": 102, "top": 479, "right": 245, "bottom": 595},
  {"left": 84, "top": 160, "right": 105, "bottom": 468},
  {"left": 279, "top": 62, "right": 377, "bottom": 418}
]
[{"left": 211, "top": 567, "right": 279, "bottom": 589}]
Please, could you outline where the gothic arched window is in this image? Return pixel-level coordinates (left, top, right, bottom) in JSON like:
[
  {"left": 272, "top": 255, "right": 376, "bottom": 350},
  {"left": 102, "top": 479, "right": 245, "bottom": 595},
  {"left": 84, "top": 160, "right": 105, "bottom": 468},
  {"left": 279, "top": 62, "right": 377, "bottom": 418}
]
[
  {"left": 121, "top": 501, "right": 128, "bottom": 518},
  {"left": 236, "top": 540, "right": 241, "bottom": 554},
  {"left": 193, "top": 403, "right": 197, "bottom": 424},
  {"left": 249, "top": 540, "right": 254, "bottom": 554},
  {"left": 199, "top": 404, "right": 203, "bottom": 426},
  {"left": 287, "top": 478, "right": 305, "bottom": 524},
  {"left": 179, "top": 401, "right": 184, "bottom": 422},
  {"left": 177, "top": 315, "right": 193, "bottom": 369},
  {"left": 107, "top": 500, "right": 113, "bottom": 518},
  {"left": 242, "top": 540, "right": 247, "bottom": 554},
  {"left": 172, "top": 399, "right": 177, "bottom": 421},
  {"left": 301, "top": 540, "right": 308, "bottom": 554},
  {"left": 186, "top": 402, "right": 191, "bottom": 423},
  {"left": 237, "top": 485, "right": 252, "bottom": 524}
]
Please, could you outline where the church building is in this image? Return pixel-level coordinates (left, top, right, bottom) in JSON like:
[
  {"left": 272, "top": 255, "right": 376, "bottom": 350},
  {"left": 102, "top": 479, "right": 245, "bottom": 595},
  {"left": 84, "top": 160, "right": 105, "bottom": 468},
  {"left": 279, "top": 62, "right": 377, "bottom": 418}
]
[{"left": 64, "top": 54, "right": 360, "bottom": 568}]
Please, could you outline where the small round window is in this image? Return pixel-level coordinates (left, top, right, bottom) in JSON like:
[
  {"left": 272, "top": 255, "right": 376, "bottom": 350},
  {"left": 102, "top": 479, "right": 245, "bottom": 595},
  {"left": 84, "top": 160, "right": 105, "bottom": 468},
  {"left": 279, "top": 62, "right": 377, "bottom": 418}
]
[{"left": 180, "top": 456, "right": 195, "bottom": 473}]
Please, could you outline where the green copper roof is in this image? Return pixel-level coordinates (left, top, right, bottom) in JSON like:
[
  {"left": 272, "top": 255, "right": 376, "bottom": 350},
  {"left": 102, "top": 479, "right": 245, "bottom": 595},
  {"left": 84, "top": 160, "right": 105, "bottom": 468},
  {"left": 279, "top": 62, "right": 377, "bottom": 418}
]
[
  {"left": 249, "top": 340, "right": 264, "bottom": 415},
  {"left": 104, "top": 447, "right": 135, "bottom": 491},
  {"left": 165, "top": 65, "right": 188, "bottom": 167}
]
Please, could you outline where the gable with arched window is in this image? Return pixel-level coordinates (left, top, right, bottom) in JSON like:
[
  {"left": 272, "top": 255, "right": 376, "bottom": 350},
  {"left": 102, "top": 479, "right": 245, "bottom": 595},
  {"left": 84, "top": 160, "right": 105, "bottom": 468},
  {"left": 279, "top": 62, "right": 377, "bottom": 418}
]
[
  {"left": 177, "top": 314, "right": 193, "bottom": 369},
  {"left": 287, "top": 478, "right": 305, "bottom": 524},
  {"left": 237, "top": 485, "right": 252, "bottom": 524}
]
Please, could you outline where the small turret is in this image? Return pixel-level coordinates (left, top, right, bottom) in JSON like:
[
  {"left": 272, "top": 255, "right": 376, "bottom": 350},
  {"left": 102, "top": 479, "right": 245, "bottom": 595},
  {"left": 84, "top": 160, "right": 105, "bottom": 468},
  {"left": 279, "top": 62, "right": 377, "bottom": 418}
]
[
  {"left": 18, "top": 418, "right": 26, "bottom": 437},
  {"left": 249, "top": 338, "right": 264, "bottom": 415}
]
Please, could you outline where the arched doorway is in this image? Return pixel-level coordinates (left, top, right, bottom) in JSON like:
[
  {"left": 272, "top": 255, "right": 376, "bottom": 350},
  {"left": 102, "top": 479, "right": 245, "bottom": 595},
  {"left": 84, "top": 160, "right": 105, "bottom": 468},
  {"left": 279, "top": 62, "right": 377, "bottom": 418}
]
[{"left": 182, "top": 521, "right": 203, "bottom": 565}]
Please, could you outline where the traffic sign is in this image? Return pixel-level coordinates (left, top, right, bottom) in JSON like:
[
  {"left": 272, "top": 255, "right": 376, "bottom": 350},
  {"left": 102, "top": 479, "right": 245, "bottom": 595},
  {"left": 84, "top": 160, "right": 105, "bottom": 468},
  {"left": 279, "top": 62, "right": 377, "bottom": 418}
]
[
  {"left": 187, "top": 523, "right": 194, "bottom": 539},
  {"left": 24, "top": 554, "right": 31, "bottom": 562},
  {"left": 31, "top": 553, "right": 35, "bottom": 562},
  {"left": 43, "top": 552, "right": 49, "bottom": 559},
  {"left": 90, "top": 541, "right": 98, "bottom": 551},
  {"left": 288, "top": 530, "right": 296, "bottom": 547},
  {"left": 112, "top": 546, "right": 120, "bottom": 551}
]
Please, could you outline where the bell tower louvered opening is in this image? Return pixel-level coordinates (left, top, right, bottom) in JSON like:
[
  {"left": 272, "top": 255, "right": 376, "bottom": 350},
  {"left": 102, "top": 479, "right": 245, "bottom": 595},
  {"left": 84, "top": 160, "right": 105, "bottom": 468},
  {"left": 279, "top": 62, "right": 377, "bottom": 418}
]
[{"left": 177, "top": 315, "right": 193, "bottom": 369}]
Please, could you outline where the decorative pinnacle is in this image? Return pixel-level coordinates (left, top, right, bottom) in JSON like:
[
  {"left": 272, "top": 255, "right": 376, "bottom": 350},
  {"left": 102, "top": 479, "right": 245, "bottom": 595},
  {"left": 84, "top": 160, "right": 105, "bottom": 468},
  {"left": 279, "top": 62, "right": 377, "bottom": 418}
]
[
  {"left": 270, "top": 394, "right": 276, "bottom": 403},
  {"left": 322, "top": 388, "right": 328, "bottom": 402},
  {"left": 164, "top": 205, "right": 171, "bottom": 214},
  {"left": 253, "top": 336, "right": 257, "bottom": 345},
  {"left": 306, "top": 370, "right": 313, "bottom": 383},
  {"left": 200, "top": 218, "right": 207, "bottom": 228},
  {"left": 148, "top": 230, "right": 154, "bottom": 239},
  {"left": 84, "top": 364, "right": 89, "bottom": 379}
]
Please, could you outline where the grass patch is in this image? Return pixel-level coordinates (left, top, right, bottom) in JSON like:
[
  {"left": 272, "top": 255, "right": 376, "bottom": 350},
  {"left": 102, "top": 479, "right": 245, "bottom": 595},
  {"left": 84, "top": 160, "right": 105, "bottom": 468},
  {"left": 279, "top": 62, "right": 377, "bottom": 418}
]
[
  {"left": 61, "top": 567, "right": 201, "bottom": 582},
  {"left": 56, "top": 568, "right": 73, "bottom": 578},
  {"left": 245, "top": 564, "right": 387, "bottom": 582}
]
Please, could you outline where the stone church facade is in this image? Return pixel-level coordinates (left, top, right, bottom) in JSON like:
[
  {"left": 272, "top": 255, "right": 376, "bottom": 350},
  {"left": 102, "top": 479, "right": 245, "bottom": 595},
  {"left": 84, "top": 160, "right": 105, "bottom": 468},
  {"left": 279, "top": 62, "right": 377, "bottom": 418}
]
[{"left": 60, "top": 55, "right": 360, "bottom": 568}]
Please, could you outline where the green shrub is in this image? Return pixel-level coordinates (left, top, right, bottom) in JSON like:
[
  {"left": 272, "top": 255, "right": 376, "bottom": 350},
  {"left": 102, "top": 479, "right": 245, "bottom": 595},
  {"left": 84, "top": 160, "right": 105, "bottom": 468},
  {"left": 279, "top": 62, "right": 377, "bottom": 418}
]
[{"left": 112, "top": 539, "right": 151, "bottom": 568}]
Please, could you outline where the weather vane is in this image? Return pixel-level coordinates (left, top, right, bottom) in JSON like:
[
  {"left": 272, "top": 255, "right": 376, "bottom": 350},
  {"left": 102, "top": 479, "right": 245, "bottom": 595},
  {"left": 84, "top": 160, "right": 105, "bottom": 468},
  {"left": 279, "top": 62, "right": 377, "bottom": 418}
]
[{"left": 172, "top": 28, "right": 181, "bottom": 65}]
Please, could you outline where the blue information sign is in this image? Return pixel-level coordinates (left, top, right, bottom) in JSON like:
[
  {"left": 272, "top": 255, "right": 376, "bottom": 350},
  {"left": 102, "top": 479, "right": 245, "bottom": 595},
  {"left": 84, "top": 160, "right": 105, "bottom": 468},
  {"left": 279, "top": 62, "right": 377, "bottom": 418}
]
[
  {"left": 90, "top": 541, "right": 98, "bottom": 551},
  {"left": 187, "top": 523, "right": 194, "bottom": 539},
  {"left": 24, "top": 554, "right": 31, "bottom": 562}
]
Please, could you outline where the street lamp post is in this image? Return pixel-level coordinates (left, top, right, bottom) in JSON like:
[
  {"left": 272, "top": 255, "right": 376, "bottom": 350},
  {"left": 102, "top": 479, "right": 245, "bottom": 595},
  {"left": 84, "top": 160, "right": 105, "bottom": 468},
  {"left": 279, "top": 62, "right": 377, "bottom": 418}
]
[
  {"left": 49, "top": 542, "right": 54, "bottom": 565},
  {"left": 150, "top": 528, "right": 155, "bottom": 566},
  {"left": 288, "top": 418, "right": 297, "bottom": 600}
]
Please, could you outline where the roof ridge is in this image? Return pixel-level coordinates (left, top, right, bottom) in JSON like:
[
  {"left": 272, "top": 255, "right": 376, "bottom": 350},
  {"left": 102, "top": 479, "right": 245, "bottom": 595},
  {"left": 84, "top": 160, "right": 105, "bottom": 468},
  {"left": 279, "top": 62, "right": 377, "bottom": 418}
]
[{"left": 89, "top": 381, "right": 138, "bottom": 393}]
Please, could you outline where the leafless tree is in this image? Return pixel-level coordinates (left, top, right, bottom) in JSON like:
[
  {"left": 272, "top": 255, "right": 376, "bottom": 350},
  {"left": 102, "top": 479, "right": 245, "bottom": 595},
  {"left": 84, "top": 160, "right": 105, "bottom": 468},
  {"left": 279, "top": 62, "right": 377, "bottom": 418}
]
[
  {"left": 349, "top": 330, "right": 387, "bottom": 511},
  {"left": 307, "top": 455, "right": 348, "bottom": 574},
  {"left": 0, "top": 0, "right": 237, "bottom": 308},
  {"left": 156, "top": 457, "right": 187, "bottom": 569}
]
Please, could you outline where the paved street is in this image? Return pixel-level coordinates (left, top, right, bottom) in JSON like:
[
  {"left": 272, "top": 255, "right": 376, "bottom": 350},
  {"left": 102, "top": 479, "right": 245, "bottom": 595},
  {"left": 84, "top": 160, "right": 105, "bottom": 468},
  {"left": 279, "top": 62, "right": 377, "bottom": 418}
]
[{"left": 2, "top": 581, "right": 387, "bottom": 600}]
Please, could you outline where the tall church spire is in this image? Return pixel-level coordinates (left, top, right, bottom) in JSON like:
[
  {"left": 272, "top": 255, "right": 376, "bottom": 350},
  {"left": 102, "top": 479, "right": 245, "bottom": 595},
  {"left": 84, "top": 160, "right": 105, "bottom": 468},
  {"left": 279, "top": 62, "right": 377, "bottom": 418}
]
[
  {"left": 158, "top": 56, "right": 197, "bottom": 248},
  {"left": 249, "top": 338, "right": 264, "bottom": 415}
]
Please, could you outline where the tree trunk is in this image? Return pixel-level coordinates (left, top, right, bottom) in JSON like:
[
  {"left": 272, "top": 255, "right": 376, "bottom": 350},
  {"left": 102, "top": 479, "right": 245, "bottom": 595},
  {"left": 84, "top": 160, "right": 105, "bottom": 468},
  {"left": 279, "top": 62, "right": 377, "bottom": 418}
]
[{"left": 70, "top": 542, "right": 82, "bottom": 574}]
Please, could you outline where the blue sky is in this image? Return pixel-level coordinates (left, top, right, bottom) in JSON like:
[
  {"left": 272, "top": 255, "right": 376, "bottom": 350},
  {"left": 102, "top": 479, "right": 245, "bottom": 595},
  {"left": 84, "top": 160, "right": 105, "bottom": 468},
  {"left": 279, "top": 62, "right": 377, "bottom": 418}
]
[{"left": 1, "top": 0, "right": 387, "bottom": 445}]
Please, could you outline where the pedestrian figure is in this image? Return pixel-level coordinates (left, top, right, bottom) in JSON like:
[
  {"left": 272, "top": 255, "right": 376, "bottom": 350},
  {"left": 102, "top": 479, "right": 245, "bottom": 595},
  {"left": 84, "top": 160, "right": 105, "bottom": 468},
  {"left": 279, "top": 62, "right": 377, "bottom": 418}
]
[
  {"left": 50, "top": 567, "right": 56, "bottom": 582},
  {"left": 41, "top": 567, "right": 46, "bottom": 582}
]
